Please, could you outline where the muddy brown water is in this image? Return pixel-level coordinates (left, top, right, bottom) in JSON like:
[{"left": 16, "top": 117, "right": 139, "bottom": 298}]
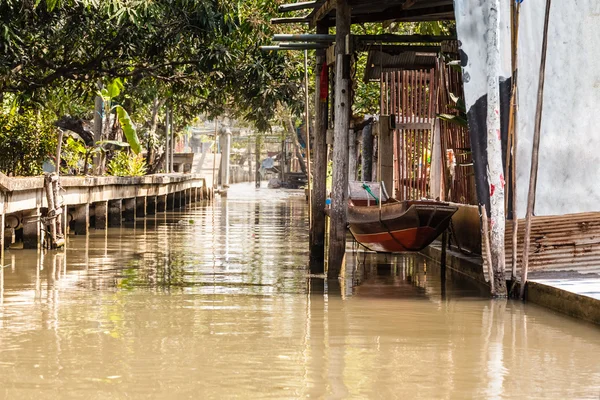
[{"left": 0, "top": 183, "right": 599, "bottom": 399}]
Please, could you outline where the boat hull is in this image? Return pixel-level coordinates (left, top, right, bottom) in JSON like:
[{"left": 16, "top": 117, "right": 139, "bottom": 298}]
[{"left": 348, "top": 201, "right": 458, "bottom": 253}]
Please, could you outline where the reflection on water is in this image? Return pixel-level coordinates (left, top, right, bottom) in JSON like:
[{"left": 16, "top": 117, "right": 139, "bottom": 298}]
[{"left": 0, "top": 183, "right": 599, "bottom": 399}]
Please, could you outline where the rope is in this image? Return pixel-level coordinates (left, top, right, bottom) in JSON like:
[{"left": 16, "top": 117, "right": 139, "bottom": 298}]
[{"left": 362, "top": 183, "right": 379, "bottom": 205}]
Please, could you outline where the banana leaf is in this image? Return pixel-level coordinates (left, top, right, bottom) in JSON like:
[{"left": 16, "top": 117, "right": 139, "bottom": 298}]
[{"left": 115, "top": 105, "right": 142, "bottom": 154}]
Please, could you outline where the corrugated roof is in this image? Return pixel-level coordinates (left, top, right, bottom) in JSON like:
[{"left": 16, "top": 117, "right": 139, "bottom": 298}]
[
  {"left": 307, "top": 0, "right": 454, "bottom": 26},
  {"left": 364, "top": 45, "right": 439, "bottom": 82}
]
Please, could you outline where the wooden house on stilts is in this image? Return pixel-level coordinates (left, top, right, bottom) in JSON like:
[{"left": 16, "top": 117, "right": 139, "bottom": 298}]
[{"left": 266, "top": 0, "right": 600, "bottom": 303}]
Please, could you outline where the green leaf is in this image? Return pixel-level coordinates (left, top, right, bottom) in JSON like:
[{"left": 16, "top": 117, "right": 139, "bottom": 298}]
[
  {"left": 46, "top": 0, "right": 58, "bottom": 12},
  {"left": 448, "top": 92, "right": 466, "bottom": 114},
  {"left": 106, "top": 78, "right": 124, "bottom": 99},
  {"left": 96, "top": 140, "right": 130, "bottom": 148},
  {"left": 448, "top": 60, "right": 462, "bottom": 73},
  {"left": 438, "top": 113, "right": 468, "bottom": 128},
  {"left": 115, "top": 105, "right": 142, "bottom": 154}
]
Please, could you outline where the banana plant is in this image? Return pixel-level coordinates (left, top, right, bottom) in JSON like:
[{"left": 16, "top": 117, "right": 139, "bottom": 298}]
[
  {"left": 98, "top": 78, "right": 142, "bottom": 154},
  {"left": 438, "top": 91, "right": 468, "bottom": 128}
]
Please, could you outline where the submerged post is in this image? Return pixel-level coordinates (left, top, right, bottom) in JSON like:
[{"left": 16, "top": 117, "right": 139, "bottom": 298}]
[
  {"left": 327, "top": 0, "right": 351, "bottom": 278},
  {"left": 485, "top": 0, "right": 507, "bottom": 296},
  {"left": 309, "top": 22, "right": 329, "bottom": 273}
]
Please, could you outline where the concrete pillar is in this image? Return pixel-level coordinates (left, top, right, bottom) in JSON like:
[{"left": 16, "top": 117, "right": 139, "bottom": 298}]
[
  {"left": 108, "top": 200, "right": 122, "bottom": 227},
  {"left": 22, "top": 209, "right": 40, "bottom": 249},
  {"left": 220, "top": 128, "right": 231, "bottom": 187},
  {"left": 157, "top": 195, "right": 167, "bottom": 212},
  {"left": 95, "top": 201, "right": 108, "bottom": 230},
  {"left": 135, "top": 197, "right": 146, "bottom": 219},
  {"left": 146, "top": 196, "right": 157, "bottom": 215},
  {"left": 123, "top": 198, "right": 136, "bottom": 222},
  {"left": 72, "top": 203, "right": 89, "bottom": 236},
  {"left": 167, "top": 193, "right": 175, "bottom": 210},
  {"left": 180, "top": 191, "right": 186, "bottom": 208}
]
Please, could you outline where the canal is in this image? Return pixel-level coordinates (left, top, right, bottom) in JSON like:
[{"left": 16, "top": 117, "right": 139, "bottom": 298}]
[{"left": 0, "top": 183, "right": 599, "bottom": 399}]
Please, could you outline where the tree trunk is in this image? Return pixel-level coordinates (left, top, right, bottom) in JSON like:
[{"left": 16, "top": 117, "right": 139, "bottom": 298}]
[
  {"left": 486, "top": 0, "right": 507, "bottom": 296},
  {"left": 147, "top": 97, "right": 166, "bottom": 167},
  {"left": 284, "top": 116, "right": 307, "bottom": 176}
]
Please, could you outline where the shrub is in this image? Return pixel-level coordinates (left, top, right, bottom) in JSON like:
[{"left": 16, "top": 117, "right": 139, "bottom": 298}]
[
  {"left": 107, "top": 151, "right": 147, "bottom": 177},
  {"left": 0, "top": 109, "right": 58, "bottom": 176}
]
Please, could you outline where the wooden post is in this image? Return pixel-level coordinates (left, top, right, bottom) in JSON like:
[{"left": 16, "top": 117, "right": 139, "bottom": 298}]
[
  {"left": 521, "top": 0, "right": 552, "bottom": 300},
  {"left": 310, "top": 22, "right": 329, "bottom": 273},
  {"left": 441, "top": 230, "right": 447, "bottom": 299},
  {"left": 0, "top": 194, "right": 4, "bottom": 266},
  {"left": 348, "top": 126, "right": 357, "bottom": 182},
  {"left": 255, "top": 135, "right": 263, "bottom": 188},
  {"left": 327, "top": 0, "right": 351, "bottom": 278},
  {"left": 378, "top": 116, "right": 394, "bottom": 195},
  {"left": 165, "top": 104, "right": 170, "bottom": 173},
  {"left": 485, "top": 0, "right": 507, "bottom": 296},
  {"left": 361, "top": 122, "right": 373, "bottom": 181},
  {"left": 304, "top": 49, "right": 313, "bottom": 230},
  {"left": 508, "top": 1, "right": 522, "bottom": 282},
  {"left": 170, "top": 106, "right": 175, "bottom": 173},
  {"left": 93, "top": 81, "right": 103, "bottom": 173}
]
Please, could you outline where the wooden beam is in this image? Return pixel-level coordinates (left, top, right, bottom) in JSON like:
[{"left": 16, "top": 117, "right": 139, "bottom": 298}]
[
  {"left": 396, "top": 122, "right": 432, "bottom": 130},
  {"left": 278, "top": 1, "right": 318, "bottom": 13},
  {"left": 273, "top": 34, "right": 335, "bottom": 42},
  {"left": 310, "top": 0, "right": 336, "bottom": 27},
  {"left": 352, "top": 5, "right": 454, "bottom": 24},
  {"left": 271, "top": 17, "right": 310, "bottom": 25},
  {"left": 326, "top": 45, "right": 335, "bottom": 65},
  {"left": 356, "top": 34, "right": 455, "bottom": 44},
  {"left": 280, "top": 43, "right": 329, "bottom": 49}
]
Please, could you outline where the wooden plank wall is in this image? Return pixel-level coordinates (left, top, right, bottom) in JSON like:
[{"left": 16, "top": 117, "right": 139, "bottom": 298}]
[
  {"left": 383, "top": 69, "right": 435, "bottom": 201},
  {"left": 437, "top": 59, "right": 477, "bottom": 205}
]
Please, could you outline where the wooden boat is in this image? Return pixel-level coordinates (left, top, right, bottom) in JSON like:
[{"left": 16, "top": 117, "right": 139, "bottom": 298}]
[{"left": 347, "top": 182, "right": 458, "bottom": 253}]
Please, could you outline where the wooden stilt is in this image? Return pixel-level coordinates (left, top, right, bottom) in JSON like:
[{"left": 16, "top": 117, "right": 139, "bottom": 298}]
[
  {"left": 327, "top": 0, "right": 351, "bottom": 279},
  {"left": 309, "top": 22, "right": 329, "bottom": 273},
  {"left": 508, "top": 0, "right": 522, "bottom": 283},
  {"left": 521, "top": 0, "right": 552, "bottom": 300}
]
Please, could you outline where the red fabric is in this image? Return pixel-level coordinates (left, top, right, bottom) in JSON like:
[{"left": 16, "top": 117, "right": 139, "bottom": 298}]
[{"left": 319, "top": 63, "right": 328, "bottom": 102}]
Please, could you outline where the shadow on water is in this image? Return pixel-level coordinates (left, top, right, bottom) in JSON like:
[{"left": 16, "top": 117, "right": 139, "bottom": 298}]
[{"left": 0, "top": 182, "right": 599, "bottom": 399}]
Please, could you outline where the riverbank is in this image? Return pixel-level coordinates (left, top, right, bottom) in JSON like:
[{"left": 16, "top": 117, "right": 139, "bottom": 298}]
[
  {"left": 421, "top": 243, "right": 600, "bottom": 325},
  {"left": 0, "top": 172, "right": 209, "bottom": 251}
]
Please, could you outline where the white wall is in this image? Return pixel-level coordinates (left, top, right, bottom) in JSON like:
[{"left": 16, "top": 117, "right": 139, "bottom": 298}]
[{"left": 516, "top": 0, "right": 600, "bottom": 217}]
